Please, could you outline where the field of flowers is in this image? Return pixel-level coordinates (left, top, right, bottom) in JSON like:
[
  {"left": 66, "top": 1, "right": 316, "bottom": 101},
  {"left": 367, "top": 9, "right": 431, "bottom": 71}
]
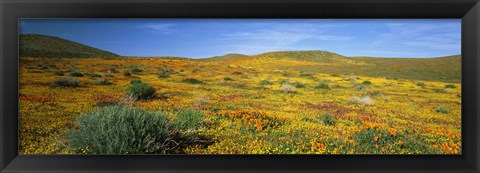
[{"left": 19, "top": 56, "right": 461, "bottom": 154}]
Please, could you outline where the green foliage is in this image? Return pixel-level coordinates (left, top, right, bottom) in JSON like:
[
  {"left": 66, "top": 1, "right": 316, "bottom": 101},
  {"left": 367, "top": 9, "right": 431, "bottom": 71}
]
[
  {"left": 223, "top": 77, "right": 234, "bottom": 81},
  {"left": 95, "top": 78, "right": 112, "bottom": 85},
  {"left": 182, "top": 78, "right": 204, "bottom": 84},
  {"left": 298, "top": 73, "right": 314, "bottom": 78},
  {"left": 416, "top": 82, "right": 425, "bottom": 87},
  {"left": 68, "top": 71, "right": 84, "bottom": 77},
  {"left": 123, "top": 70, "right": 132, "bottom": 76},
  {"left": 50, "top": 77, "right": 80, "bottom": 87},
  {"left": 354, "top": 84, "right": 367, "bottom": 90},
  {"left": 295, "top": 82, "right": 306, "bottom": 88},
  {"left": 362, "top": 80, "right": 372, "bottom": 85},
  {"left": 53, "top": 71, "right": 64, "bottom": 76},
  {"left": 158, "top": 73, "right": 171, "bottom": 78},
  {"left": 319, "top": 113, "right": 336, "bottom": 126},
  {"left": 65, "top": 106, "right": 180, "bottom": 154},
  {"left": 130, "top": 66, "right": 143, "bottom": 73},
  {"left": 259, "top": 80, "right": 273, "bottom": 85},
  {"left": 85, "top": 73, "right": 102, "bottom": 78},
  {"left": 436, "top": 107, "right": 449, "bottom": 114},
  {"left": 314, "top": 83, "right": 330, "bottom": 89},
  {"left": 126, "top": 82, "right": 156, "bottom": 100},
  {"left": 130, "top": 79, "right": 142, "bottom": 84},
  {"left": 174, "top": 109, "right": 204, "bottom": 131},
  {"left": 19, "top": 34, "right": 118, "bottom": 58},
  {"left": 445, "top": 84, "right": 456, "bottom": 89}
]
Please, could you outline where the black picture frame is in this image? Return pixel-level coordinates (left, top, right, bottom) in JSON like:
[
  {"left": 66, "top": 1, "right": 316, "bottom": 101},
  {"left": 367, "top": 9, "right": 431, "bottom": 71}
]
[{"left": 1, "top": 0, "right": 479, "bottom": 172}]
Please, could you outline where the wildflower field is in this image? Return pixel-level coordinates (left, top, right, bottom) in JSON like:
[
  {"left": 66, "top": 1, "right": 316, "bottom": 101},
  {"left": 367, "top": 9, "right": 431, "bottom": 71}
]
[{"left": 19, "top": 52, "right": 461, "bottom": 154}]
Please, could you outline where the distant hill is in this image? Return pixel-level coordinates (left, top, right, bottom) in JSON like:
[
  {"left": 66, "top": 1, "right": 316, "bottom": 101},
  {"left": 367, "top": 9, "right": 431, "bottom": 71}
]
[
  {"left": 200, "top": 53, "right": 248, "bottom": 61},
  {"left": 244, "top": 50, "right": 364, "bottom": 65},
  {"left": 20, "top": 34, "right": 119, "bottom": 58}
]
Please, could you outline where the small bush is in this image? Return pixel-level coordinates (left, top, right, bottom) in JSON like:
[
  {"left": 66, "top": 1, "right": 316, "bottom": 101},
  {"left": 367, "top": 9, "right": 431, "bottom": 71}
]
[
  {"left": 362, "top": 80, "right": 372, "bottom": 85},
  {"left": 354, "top": 84, "right": 367, "bottom": 90},
  {"left": 315, "top": 83, "right": 330, "bottom": 89},
  {"left": 109, "top": 67, "right": 118, "bottom": 73},
  {"left": 123, "top": 70, "right": 132, "bottom": 76},
  {"left": 126, "top": 82, "right": 156, "bottom": 100},
  {"left": 174, "top": 109, "right": 204, "bottom": 131},
  {"left": 158, "top": 73, "right": 171, "bottom": 78},
  {"left": 295, "top": 82, "right": 306, "bottom": 88},
  {"left": 223, "top": 77, "right": 234, "bottom": 81},
  {"left": 259, "top": 80, "right": 273, "bottom": 85},
  {"left": 232, "top": 71, "right": 243, "bottom": 75},
  {"left": 281, "top": 84, "right": 296, "bottom": 93},
  {"left": 65, "top": 106, "right": 184, "bottom": 154},
  {"left": 299, "top": 73, "right": 314, "bottom": 78},
  {"left": 96, "top": 78, "right": 112, "bottom": 85},
  {"left": 445, "top": 84, "right": 456, "bottom": 89},
  {"left": 53, "top": 71, "right": 64, "bottom": 76},
  {"left": 130, "top": 66, "right": 143, "bottom": 73},
  {"left": 130, "top": 79, "right": 142, "bottom": 84},
  {"left": 436, "top": 107, "right": 449, "bottom": 114},
  {"left": 348, "top": 96, "right": 374, "bottom": 106},
  {"left": 319, "top": 113, "right": 336, "bottom": 126},
  {"left": 182, "top": 78, "right": 204, "bottom": 84},
  {"left": 416, "top": 82, "right": 425, "bottom": 87},
  {"left": 86, "top": 73, "right": 102, "bottom": 78},
  {"left": 69, "top": 71, "right": 84, "bottom": 77},
  {"left": 51, "top": 77, "right": 80, "bottom": 87}
]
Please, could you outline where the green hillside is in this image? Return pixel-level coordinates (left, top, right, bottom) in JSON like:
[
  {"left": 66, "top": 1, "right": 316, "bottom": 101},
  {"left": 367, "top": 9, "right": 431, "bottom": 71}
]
[
  {"left": 249, "top": 50, "right": 362, "bottom": 64},
  {"left": 277, "top": 54, "right": 461, "bottom": 83},
  {"left": 20, "top": 34, "right": 119, "bottom": 58},
  {"left": 200, "top": 53, "right": 248, "bottom": 61}
]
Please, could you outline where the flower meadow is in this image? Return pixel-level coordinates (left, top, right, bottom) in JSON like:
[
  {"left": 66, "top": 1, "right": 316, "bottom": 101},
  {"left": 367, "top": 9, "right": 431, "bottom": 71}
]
[{"left": 19, "top": 56, "right": 461, "bottom": 154}]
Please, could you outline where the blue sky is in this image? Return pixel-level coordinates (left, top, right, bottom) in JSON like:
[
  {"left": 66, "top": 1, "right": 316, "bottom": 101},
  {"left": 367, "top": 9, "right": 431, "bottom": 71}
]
[{"left": 20, "top": 19, "right": 461, "bottom": 58}]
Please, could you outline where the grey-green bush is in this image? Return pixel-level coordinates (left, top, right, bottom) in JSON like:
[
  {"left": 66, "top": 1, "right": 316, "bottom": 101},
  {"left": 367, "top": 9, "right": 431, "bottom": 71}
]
[
  {"left": 51, "top": 77, "right": 80, "bottom": 87},
  {"left": 174, "top": 109, "right": 204, "bottom": 131},
  {"left": 65, "top": 106, "right": 179, "bottom": 154}
]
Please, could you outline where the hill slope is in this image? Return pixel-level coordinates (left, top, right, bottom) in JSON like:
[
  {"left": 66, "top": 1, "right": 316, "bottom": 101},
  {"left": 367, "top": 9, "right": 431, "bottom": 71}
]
[
  {"left": 200, "top": 53, "right": 248, "bottom": 61},
  {"left": 20, "top": 34, "right": 119, "bottom": 58}
]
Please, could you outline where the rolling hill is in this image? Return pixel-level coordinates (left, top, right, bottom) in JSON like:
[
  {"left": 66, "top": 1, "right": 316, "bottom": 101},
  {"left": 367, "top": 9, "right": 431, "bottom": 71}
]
[
  {"left": 20, "top": 34, "right": 119, "bottom": 58},
  {"left": 200, "top": 53, "right": 248, "bottom": 61}
]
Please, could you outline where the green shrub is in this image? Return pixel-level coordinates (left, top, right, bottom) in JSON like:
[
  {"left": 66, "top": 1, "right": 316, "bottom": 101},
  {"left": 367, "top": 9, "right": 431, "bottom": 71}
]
[
  {"left": 319, "top": 113, "right": 336, "bottom": 126},
  {"left": 223, "top": 77, "right": 234, "bottom": 81},
  {"left": 281, "top": 84, "right": 296, "bottom": 93},
  {"left": 295, "top": 82, "right": 306, "bottom": 88},
  {"left": 354, "top": 83, "right": 367, "bottom": 90},
  {"left": 123, "top": 70, "right": 132, "bottom": 76},
  {"left": 65, "top": 106, "right": 181, "bottom": 154},
  {"left": 299, "top": 73, "right": 314, "bottom": 78},
  {"left": 315, "top": 83, "right": 330, "bottom": 89},
  {"left": 259, "top": 80, "right": 273, "bottom": 85},
  {"left": 445, "top": 84, "right": 456, "bottom": 89},
  {"left": 109, "top": 67, "right": 118, "bottom": 73},
  {"left": 436, "top": 107, "right": 449, "bottom": 114},
  {"left": 51, "top": 77, "right": 80, "bottom": 87},
  {"left": 174, "top": 109, "right": 204, "bottom": 131},
  {"left": 158, "top": 73, "right": 171, "bottom": 78},
  {"left": 68, "top": 71, "right": 84, "bottom": 77},
  {"left": 53, "top": 71, "right": 64, "bottom": 76},
  {"left": 86, "top": 73, "right": 102, "bottom": 78},
  {"left": 126, "top": 82, "right": 156, "bottom": 100},
  {"left": 130, "top": 79, "right": 142, "bottom": 84},
  {"left": 362, "top": 80, "right": 372, "bottom": 85},
  {"left": 182, "top": 78, "right": 204, "bottom": 84},
  {"left": 130, "top": 66, "right": 143, "bottom": 73},
  {"left": 416, "top": 82, "right": 425, "bottom": 87},
  {"left": 95, "top": 78, "right": 112, "bottom": 85}
]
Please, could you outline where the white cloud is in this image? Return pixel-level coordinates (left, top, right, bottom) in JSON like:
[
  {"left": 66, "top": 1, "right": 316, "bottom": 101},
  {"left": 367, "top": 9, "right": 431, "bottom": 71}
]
[{"left": 136, "top": 24, "right": 174, "bottom": 34}]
